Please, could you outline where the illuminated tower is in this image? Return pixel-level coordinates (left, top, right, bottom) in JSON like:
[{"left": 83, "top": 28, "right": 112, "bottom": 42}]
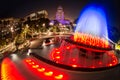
[
  {"left": 56, "top": 6, "right": 65, "bottom": 22},
  {"left": 50, "top": 6, "right": 70, "bottom": 25}
]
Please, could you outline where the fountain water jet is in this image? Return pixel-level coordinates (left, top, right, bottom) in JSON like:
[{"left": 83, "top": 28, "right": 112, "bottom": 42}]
[{"left": 75, "top": 6, "right": 108, "bottom": 38}]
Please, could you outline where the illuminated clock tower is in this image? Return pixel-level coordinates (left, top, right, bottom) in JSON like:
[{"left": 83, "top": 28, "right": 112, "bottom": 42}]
[{"left": 56, "top": 6, "right": 64, "bottom": 21}]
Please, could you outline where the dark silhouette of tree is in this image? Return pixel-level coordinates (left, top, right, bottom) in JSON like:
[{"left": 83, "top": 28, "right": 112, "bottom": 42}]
[
  {"left": 38, "top": 18, "right": 50, "bottom": 28},
  {"left": 108, "top": 25, "right": 120, "bottom": 42}
]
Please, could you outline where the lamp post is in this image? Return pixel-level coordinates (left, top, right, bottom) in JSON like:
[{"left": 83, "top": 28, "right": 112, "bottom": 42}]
[
  {"left": 10, "top": 26, "right": 15, "bottom": 50},
  {"left": 42, "top": 23, "right": 46, "bottom": 34},
  {"left": 25, "top": 24, "right": 29, "bottom": 39},
  {"left": 10, "top": 27, "right": 14, "bottom": 41}
]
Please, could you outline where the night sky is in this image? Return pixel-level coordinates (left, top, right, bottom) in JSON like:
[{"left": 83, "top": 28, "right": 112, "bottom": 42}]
[{"left": 0, "top": 0, "right": 120, "bottom": 26}]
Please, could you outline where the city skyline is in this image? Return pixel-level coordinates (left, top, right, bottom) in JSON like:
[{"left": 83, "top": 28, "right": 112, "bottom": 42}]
[{"left": 0, "top": 0, "right": 120, "bottom": 25}]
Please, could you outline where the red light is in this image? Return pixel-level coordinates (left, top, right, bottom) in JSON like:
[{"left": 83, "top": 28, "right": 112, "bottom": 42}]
[
  {"left": 55, "top": 48, "right": 59, "bottom": 50},
  {"left": 113, "top": 60, "right": 117, "bottom": 63},
  {"left": 56, "top": 51, "right": 60, "bottom": 54},
  {"left": 91, "top": 66, "right": 95, "bottom": 68},
  {"left": 54, "top": 74, "right": 63, "bottom": 80},
  {"left": 72, "top": 58, "right": 76, "bottom": 62},
  {"left": 24, "top": 58, "right": 66, "bottom": 80},
  {"left": 37, "top": 68, "right": 45, "bottom": 72},
  {"left": 98, "top": 62, "right": 102, "bottom": 65},
  {"left": 108, "top": 63, "right": 113, "bottom": 67},
  {"left": 50, "top": 48, "right": 64, "bottom": 62},
  {"left": 29, "top": 62, "right": 32, "bottom": 65},
  {"left": 66, "top": 46, "right": 70, "bottom": 49},
  {"left": 73, "top": 32, "right": 110, "bottom": 48},
  {"left": 49, "top": 32, "right": 118, "bottom": 69},
  {"left": 72, "top": 64, "right": 78, "bottom": 67},
  {"left": 55, "top": 56, "right": 61, "bottom": 59},
  {"left": 25, "top": 59, "right": 31, "bottom": 62},
  {"left": 32, "top": 65, "right": 39, "bottom": 68},
  {"left": 31, "top": 62, "right": 35, "bottom": 64},
  {"left": 44, "top": 71, "right": 53, "bottom": 76},
  {"left": 2, "top": 58, "right": 25, "bottom": 80},
  {"left": 28, "top": 62, "right": 35, "bottom": 65}
]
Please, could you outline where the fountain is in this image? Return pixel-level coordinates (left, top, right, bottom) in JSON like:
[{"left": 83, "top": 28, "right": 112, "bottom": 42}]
[
  {"left": 50, "top": 6, "right": 118, "bottom": 69},
  {"left": 75, "top": 6, "right": 108, "bottom": 38}
]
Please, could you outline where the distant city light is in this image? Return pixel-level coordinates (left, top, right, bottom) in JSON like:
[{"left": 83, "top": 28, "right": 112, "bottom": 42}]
[{"left": 49, "top": 22, "right": 54, "bottom": 26}]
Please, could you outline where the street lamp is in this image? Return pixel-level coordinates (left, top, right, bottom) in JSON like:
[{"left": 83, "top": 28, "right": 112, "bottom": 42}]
[
  {"left": 25, "top": 24, "right": 29, "bottom": 39},
  {"left": 49, "top": 22, "right": 54, "bottom": 26},
  {"left": 10, "top": 27, "right": 14, "bottom": 33},
  {"left": 42, "top": 23, "right": 46, "bottom": 33},
  {"left": 10, "top": 27, "right": 14, "bottom": 41},
  {"left": 42, "top": 23, "right": 45, "bottom": 27}
]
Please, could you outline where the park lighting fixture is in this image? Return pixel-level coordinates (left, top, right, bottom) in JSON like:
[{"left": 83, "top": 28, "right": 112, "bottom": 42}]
[
  {"left": 42, "top": 23, "right": 45, "bottom": 27},
  {"left": 24, "top": 59, "right": 66, "bottom": 80},
  {"left": 10, "top": 27, "right": 14, "bottom": 32}
]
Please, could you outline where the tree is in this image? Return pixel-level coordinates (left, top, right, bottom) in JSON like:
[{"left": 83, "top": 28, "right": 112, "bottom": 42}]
[
  {"left": 38, "top": 18, "right": 50, "bottom": 28},
  {"left": 14, "top": 34, "right": 22, "bottom": 51}
]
